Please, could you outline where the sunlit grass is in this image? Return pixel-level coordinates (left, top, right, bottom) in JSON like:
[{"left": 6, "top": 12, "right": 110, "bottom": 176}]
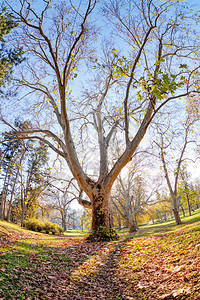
[
  {"left": 118, "top": 208, "right": 200, "bottom": 239},
  {"left": 0, "top": 220, "right": 23, "bottom": 233},
  {"left": 64, "top": 229, "right": 89, "bottom": 238}
]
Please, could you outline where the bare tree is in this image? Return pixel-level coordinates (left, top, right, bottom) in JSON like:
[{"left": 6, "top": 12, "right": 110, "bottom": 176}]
[
  {"left": 1, "top": 0, "right": 200, "bottom": 240},
  {"left": 112, "top": 159, "right": 154, "bottom": 233},
  {"left": 42, "top": 179, "right": 79, "bottom": 231},
  {"left": 154, "top": 116, "right": 198, "bottom": 225},
  {"left": 179, "top": 165, "right": 193, "bottom": 217},
  {"left": 7, "top": 149, "right": 26, "bottom": 222}
]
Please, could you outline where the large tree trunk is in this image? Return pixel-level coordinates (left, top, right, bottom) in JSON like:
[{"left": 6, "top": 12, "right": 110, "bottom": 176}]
[
  {"left": 92, "top": 195, "right": 112, "bottom": 231},
  {"left": 88, "top": 193, "right": 118, "bottom": 241},
  {"left": 172, "top": 195, "right": 182, "bottom": 225},
  {"left": 61, "top": 212, "right": 67, "bottom": 231},
  {"left": 128, "top": 219, "right": 137, "bottom": 233},
  {"left": 63, "top": 221, "right": 67, "bottom": 232}
]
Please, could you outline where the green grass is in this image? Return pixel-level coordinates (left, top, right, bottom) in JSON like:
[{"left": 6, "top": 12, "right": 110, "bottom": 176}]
[
  {"left": 0, "top": 247, "right": 35, "bottom": 299},
  {"left": 64, "top": 229, "right": 89, "bottom": 238},
  {"left": 0, "top": 234, "right": 73, "bottom": 299},
  {"left": 0, "top": 220, "right": 44, "bottom": 237},
  {"left": 0, "top": 220, "right": 25, "bottom": 234},
  {"left": 118, "top": 208, "right": 200, "bottom": 239},
  {"left": 1, "top": 208, "right": 200, "bottom": 241}
]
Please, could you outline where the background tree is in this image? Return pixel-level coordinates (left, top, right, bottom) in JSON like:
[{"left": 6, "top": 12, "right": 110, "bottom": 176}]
[
  {"left": 112, "top": 205, "right": 124, "bottom": 231},
  {"left": 178, "top": 165, "right": 197, "bottom": 216},
  {"left": 42, "top": 179, "right": 79, "bottom": 231},
  {"left": 143, "top": 190, "right": 172, "bottom": 224},
  {"left": 20, "top": 141, "right": 50, "bottom": 226},
  {"left": 193, "top": 179, "right": 200, "bottom": 210},
  {"left": 0, "top": 121, "right": 51, "bottom": 225},
  {"left": 153, "top": 115, "right": 198, "bottom": 224},
  {"left": 111, "top": 159, "right": 153, "bottom": 233},
  {"left": 0, "top": 122, "right": 25, "bottom": 220},
  {"left": 1, "top": 0, "right": 200, "bottom": 240},
  {"left": 80, "top": 208, "right": 92, "bottom": 231},
  {"left": 0, "top": 7, "right": 24, "bottom": 89}
]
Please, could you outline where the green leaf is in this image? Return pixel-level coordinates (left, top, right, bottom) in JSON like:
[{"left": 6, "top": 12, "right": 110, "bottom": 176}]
[{"left": 179, "top": 64, "right": 188, "bottom": 69}]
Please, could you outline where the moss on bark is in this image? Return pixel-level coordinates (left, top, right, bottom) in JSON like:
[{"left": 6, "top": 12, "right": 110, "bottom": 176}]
[{"left": 86, "top": 226, "right": 119, "bottom": 242}]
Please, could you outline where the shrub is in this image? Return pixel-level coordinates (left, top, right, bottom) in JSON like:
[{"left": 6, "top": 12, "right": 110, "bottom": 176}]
[
  {"left": 52, "top": 223, "right": 64, "bottom": 235},
  {"left": 24, "top": 218, "right": 42, "bottom": 232},
  {"left": 43, "top": 221, "right": 53, "bottom": 234},
  {"left": 24, "top": 218, "right": 63, "bottom": 235}
]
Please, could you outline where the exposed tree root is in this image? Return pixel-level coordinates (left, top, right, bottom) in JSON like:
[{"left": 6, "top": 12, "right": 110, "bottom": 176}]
[{"left": 86, "top": 227, "right": 119, "bottom": 242}]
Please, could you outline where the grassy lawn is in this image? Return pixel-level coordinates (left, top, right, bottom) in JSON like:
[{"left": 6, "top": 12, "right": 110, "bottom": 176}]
[
  {"left": 118, "top": 208, "right": 200, "bottom": 239},
  {"left": 0, "top": 212, "right": 199, "bottom": 299},
  {"left": 64, "top": 229, "right": 89, "bottom": 238}
]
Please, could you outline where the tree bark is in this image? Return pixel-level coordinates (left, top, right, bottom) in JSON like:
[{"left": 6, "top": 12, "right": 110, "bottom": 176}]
[
  {"left": 7, "top": 169, "right": 20, "bottom": 222},
  {"left": 128, "top": 219, "right": 137, "bottom": 233},
  {"left": 21, "top": 190, "right": 25, "bottom": 227},
  {"left": 7, "top": 150, "right": 25, "bottom": 222},
  {"left": 186, "top": 194, "right": 191, "bottom": 216},
  {"left": 118, "top": 217, "right": 122, "bottom": 231},
  {"left": 172, "top": 195, "right": 182, "bottom": 225},
  {"left": 0, "top": 162, "right": 10, "bottom": 220},
  {"left": 91, "top": 194, "right": 112, "bottom": 231},
  {"left": 87, "top": 191, "right": 118, "bottom": 241},
  {"left": 180, "top": 204, "right": 185, "bottom": 217},
  {"left": 61, "top": 211, "right": 67, "bottom": 231}
]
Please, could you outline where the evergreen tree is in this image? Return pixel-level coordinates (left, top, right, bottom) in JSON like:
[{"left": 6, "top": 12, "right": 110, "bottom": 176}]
[{"left": 0, "top": 7, "right": 24, "bottom": 90}]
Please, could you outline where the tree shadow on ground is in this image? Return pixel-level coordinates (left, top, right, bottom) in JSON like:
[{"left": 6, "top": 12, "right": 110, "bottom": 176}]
[
  {"left": 0, "top": 235, "right": 107, "bottom": 300},
  {"left": 60, "top": 239, "right": 132, "bottom": 300},
  {"left": 59, "top": 229, "right": 200, "bottom": 300},
  {"left": 1, "top": 215, "right": 200, "bottom": 299}
]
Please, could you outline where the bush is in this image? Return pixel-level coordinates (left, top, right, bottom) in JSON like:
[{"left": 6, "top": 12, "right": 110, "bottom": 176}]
[
  {"left": 52, "top": 223, "right": 64, "bottom": 235},
  {"left": 24, "top": 218, "right": 64, "bottom": 235},
  {"left": 24, "top": 218, "right": 43, "bottom": 232},
  {"left": 57, "top": 225, "right": 64, "bottom": 235},
  {"left": 43, "top": 221, "right": 53, "bottom": 234}
]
